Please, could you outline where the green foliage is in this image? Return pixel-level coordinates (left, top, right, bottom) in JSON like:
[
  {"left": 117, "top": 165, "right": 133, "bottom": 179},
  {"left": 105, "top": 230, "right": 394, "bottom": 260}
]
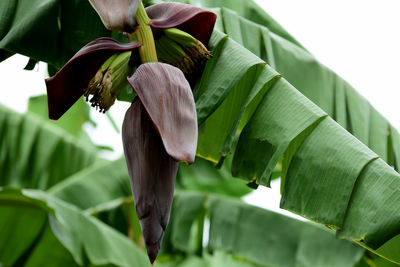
[
  {"left": 162, "top": 192, "right": 365, "bottom": 267},
  {"left": 0, "top": 148, "right": 367, "bottom": 266},
  {"left": 0, "top": 188, "right": 151, "bottom": 267},
  {"left": 48, "top": 158, "right": 131, "bottom": 209},
  {"left": 1, "top": 0, "right": 400, "bottom": 265},
  {"left": 0, "top": 0, "right": 121, "bottom": 69},
  {"left": 177, "top": 157, "right": 252, "bottom": 197},
  {"left": 0, "top": 104, "right": 96, "bottom": 190},
  {"left": 28, "top": 94, "right": 92, "bottom": 137},
  {"left": 206, "top": 5, "right": 399, "bottom": 170},
  {"left": 48, "top": 158, "right": 141, "bottom": 240},
  {"left": 188, "top": 8, "right": 400, "bottom": 263}
]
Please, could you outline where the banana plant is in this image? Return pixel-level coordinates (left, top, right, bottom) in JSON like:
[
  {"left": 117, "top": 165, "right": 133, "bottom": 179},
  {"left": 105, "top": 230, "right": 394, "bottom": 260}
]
[{"left": 2, "top": 0, "right": 400, "bottom": 265}]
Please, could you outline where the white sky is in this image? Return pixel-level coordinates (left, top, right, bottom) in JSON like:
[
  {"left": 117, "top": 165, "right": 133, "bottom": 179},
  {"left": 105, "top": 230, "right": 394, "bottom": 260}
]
[{"left": 1, "top": 0, "right": 400, "bottom": 220}]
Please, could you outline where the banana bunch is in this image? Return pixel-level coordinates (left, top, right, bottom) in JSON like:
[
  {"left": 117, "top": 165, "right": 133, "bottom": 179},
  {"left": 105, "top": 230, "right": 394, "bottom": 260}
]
[
  {"left": 85, "top": 51, "right": 133, "bottom": 112},
  {"left": 155, "top": 28, "right": 211, "bottom": 76}
]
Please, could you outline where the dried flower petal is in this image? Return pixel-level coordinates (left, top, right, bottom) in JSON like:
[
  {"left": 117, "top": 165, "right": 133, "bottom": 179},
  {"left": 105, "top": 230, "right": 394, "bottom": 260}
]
[
  {"left": 88, "top": 0, "right": 140, "bottom": 32},
  {"left": 122, "top": 100, "right": 178, "bottom": 264},
  {"left": 146, "top": 2, "right": 217, "bottom": 45},
  {"left": 127, "top": 62, "right": 197, "bottom": 164},
  {"left": 45, "top": 38, "right": 140, "bottom": 120}
]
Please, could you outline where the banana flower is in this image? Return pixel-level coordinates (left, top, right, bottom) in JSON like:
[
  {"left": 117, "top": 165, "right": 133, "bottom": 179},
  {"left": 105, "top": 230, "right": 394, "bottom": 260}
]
[
  {"left": 45, "top": 1, "right": 216, "bottom": 263},
  {"left": 123, "top": 62, "right": 197, "bottom": 263}
]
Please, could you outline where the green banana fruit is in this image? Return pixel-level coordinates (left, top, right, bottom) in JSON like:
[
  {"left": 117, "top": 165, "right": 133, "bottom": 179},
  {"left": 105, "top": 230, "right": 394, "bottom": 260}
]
[
  {"left": 154, "top": 27, "right": 211, "bottom": 77},
  {"left": 85, "top": 51, "right": 133, "bottom": 112},
  {"left": 156, "top": 36, "right": 181, "bottom": 63},
  {"left": 164, "top": 27, "right": 196, "bottom": 47},
  {"left": 101, "top": 53, "right": 118, "bottom": 71},
  {"left": 109, "top": 51, "right": 133, "bottom": 90},
  {"left": 157, "top": 35, "right": 186, "bottom": 62}
]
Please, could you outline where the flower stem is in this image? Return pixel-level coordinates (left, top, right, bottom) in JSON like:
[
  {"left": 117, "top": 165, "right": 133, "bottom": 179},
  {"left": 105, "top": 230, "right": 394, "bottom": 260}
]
[{"left": 129, "top": 3, "right": 157, "bottom": 63}]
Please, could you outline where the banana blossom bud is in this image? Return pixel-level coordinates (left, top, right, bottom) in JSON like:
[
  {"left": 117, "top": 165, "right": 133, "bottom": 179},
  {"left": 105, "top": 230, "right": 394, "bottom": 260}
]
[{"left": 122, "top": 63, "right": 197, "bottom": 263}]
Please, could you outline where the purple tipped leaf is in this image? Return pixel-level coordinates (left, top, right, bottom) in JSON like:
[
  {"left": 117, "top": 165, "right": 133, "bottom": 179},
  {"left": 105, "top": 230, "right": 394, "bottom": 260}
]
[
  {"left": 88, "top": 0, "right": 140, "bottom": 32},
  {"left": 122, "top": 101, "right": 178, "bottom": 263},
  {"left": 128, "top": 63, "right": 197, "bottom": 164},
  {"left": 146, "top": 2, "right": 217, "bottom": 45},
  {"left": 45, "top": 38, "right": 140, "bottom": 120}
]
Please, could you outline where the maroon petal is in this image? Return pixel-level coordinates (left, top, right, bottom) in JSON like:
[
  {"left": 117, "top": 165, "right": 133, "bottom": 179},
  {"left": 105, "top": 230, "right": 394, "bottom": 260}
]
[
  {"left": 127, "top": 62, "right": 197, "bottom": 164},
  {"left": 45, "top": 38, "right": 140, "bottom": 120},
  {"left": 146, "top": 2, "right": 217, "bottom": 45},
  {"left": 88, "top": 0, "right": 140, "bottom": 32},
  {"left": 122, "top": 101, "right": 178, "bottom": 263}
]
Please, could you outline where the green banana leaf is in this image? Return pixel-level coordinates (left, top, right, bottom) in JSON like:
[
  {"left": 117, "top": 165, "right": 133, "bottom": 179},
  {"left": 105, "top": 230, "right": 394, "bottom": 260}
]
[
  {"left": 49, "top": 157, "right": 252, "bottom": 211},
  {"left": 0, "top": 187, "right": 151, "bottom": 267},
  {"left": 0, "top": 104, "right": 97, "bottom": 190},
  {"left": 192, "top": 8, "right": 400, "bottom": 263},
  {"left": 196, "top": 28, "right": 400, "bottom": 263},
  {"left": 28, "top": 94, "right": 92, "bottom": 138},
  {"left": 48, "top": 158, "right": 142, "bottom": 241},
  {"left": 0, "top": 0, "right": 126, "bottom": 69},
  {"left": 47, "top": 159, "right": 367, "bottom": 267},
  {"left": 234, "top": 10, "right": 394, "bottom": 163},
  {"left": 362, "top": 253, "right": 400, "bottom": 267},
  {"left": 161, "top": 192, "right": 365, "bottom": 267},
  {"left": 0, "top": 130, "right": 387, "bottom": 267},
  {"left": 201, "top": 6, "right": 398, "bottom": 168},
  {"left": 50, "top": 172, "right": 369, "bottom": 267},
  {"left": 176, "top": 157, "right": 252, "bottom": 197},
  {"left": 47, "top": 156, "right": 251, "bottom": 244},
  {"left": 155, "top": 251, "right": 268, "bottom": 267},
  {"left": 48, "top": 159, "right": 131, "bottom": 209},
  {"left": 162, "top": 0, "right": 306, "bottom": 50},
  {"left": 165, "top": 251, "right": 259, "bottom": 267}
]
